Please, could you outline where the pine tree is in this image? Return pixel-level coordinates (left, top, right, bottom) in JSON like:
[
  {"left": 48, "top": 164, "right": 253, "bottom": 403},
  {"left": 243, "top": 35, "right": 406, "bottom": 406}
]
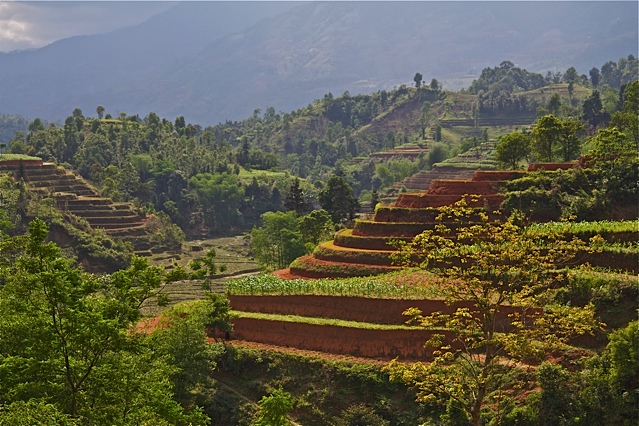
[{"left": 284, "top": 178, "right": 309, "bottom": 215}]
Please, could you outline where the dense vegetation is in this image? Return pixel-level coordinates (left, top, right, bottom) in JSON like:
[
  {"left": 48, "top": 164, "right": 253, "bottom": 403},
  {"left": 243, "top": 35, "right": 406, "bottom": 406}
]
[
  {"left": 0, "top": 55, "right": 637, "bottom": 425},
  {"left": 1, "top": 56, "right": 633, "bottom": 239}
]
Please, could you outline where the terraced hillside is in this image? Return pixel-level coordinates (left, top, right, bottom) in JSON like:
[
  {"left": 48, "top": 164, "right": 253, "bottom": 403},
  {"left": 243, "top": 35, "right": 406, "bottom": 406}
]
[
  {"left": 288, "top": 168, "right": 527, "bottom": 278},
  {"left": 0, "top": 159, "right": 161, "bottom": 256},
  {"left": 224, "top": 293, "right": 534, "bottom": 360},
  {"left": 400, "top": 142, "right": 497, "bottom": 191},
  {"left": 286, "top": 162, "right": 637, "bottom": 279}
]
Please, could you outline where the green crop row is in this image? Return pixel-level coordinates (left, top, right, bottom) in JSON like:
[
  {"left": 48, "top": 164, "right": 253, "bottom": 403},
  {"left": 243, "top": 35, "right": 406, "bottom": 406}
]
[
  {"left": 226, "top": 271, "right": 441, "bottom": 299},
  {"left": 0, "top": 154, "right": 42, "bottom": 162},
  {"left": 233, "top": 311, "right": 423, "bottom": 330},
  {"left": 525, "top": 220, "right": 638, "bottom": 236}
]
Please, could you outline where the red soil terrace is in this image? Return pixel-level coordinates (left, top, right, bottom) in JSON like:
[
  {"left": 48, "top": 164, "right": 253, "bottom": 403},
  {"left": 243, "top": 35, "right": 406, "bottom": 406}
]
[{"left": 288, "top": 165, "right": 579, "bottom": 279}]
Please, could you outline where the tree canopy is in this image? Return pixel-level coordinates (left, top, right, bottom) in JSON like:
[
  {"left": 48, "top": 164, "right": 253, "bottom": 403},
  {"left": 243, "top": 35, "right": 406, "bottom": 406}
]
[
  {"left": 387, "top": 200, "right": 600, "bottom": 425},
  {"left": 0, "top": 219, "right": 230, "bottom": 424}
]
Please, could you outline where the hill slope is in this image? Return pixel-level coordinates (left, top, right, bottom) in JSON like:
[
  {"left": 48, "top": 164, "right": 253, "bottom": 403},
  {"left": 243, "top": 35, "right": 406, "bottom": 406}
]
[{"left": 0, "top": 1, "right": 636, "bottom": 124}]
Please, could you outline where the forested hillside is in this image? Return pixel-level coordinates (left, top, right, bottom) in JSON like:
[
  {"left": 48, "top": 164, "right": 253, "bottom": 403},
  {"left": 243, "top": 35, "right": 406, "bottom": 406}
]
[
  {"left": 0, "top": 51, "right": 637, "bottom": 424},
  {"left": 2, "top": 56, "right": 636, "bottom": 239},
  {"left": 0, "top": 1, "right": 636, "bottom": 123}
]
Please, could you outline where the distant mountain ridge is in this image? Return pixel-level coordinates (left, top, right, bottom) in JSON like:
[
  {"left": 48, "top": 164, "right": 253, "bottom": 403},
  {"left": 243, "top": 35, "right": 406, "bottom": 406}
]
[{"left": 0, "top": 1, "right": 636, "bottom": 125}]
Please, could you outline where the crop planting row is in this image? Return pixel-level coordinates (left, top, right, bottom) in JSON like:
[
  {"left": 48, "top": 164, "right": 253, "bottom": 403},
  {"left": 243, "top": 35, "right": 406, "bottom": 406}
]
[
  {"left": 289, "top": 255, "right": 401, "bottom": 278},
  {"left": 227, "top": 272, "right": 440, "bottom": 299},
  {"left": 313, "top": 241, "right": 395, "bottom": 266},
  {"left": 352, "top": 220, "right": 480, "bottom": 238},
  {"left": 333, "top": 229, "right": 411, "bottom": 251},
  {"left": 525, "top": 220, "right": 639, "bottom": 243}
]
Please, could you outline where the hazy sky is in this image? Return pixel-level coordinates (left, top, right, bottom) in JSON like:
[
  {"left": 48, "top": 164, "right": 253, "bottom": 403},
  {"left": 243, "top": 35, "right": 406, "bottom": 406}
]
[
  {"left": 0, "top": 1, "right": 175, "bottom": 52},
  {"left": 0, "top": 1, "right": 629, "bottom": 53}
]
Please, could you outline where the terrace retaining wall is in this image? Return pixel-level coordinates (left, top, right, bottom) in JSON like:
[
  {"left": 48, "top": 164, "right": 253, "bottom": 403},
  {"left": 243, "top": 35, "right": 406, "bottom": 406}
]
[
  {"left": 229, "top": 294, "right": 535, "bottom": 331},
  {"left": 227, "top": 317, "right": 457, "bottom": 360}
]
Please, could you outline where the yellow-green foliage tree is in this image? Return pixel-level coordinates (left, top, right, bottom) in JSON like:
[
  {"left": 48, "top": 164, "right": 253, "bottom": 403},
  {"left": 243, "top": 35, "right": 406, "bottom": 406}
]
[{"left": 386, "top": 198, "right": 600, "bottom": 426}]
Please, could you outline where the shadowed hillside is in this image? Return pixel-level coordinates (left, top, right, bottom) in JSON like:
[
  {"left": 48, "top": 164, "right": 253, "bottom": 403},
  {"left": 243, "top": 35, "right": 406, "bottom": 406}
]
[{"left": 0, "top": 1, "right": 635, "bottom": 124}]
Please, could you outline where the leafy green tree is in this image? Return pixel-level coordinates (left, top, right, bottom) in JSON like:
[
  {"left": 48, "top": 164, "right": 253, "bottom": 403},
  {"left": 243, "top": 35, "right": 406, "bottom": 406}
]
[
  {"left": 587, "top": 127, "right": 639, "bottom": 206},
  {"left": 250, "top": 211, "right": 305, "bottom": 270},
  {"left": 582, "top": 90, "right": 608, "bottom": 126},
  {"left": 427, "top": 143, "right": 447, "bottom": 168},
  {"left": 189, "top": 172, "right": 245, "bottom": 231},
  {"left": 370, "top": 189, "right": 379, "bottom": 210},
  {"left": 284, "top": 177, "right": 310, "bottom": 215},
  {"left": 563, "top": 66, "right": 578, "bottom": 83},
  {"left": 189, "top": 248, "right": 226, "bottom": 278},
  {"left": 433, "top": 124, "right": 442, "bottom": 142},
  {"left": 252, "top": 388, "right": 294, "bottom": 426},
  {"left": 386, "top": 201, "right": 599, "bottom": 426},
  {"left": 590, "top": 67, "right": 601, "bottom": 87},
  {"left": 333, "top": 404, "right": 390, "bottom": 426},
  {"left": 531, "top": 114, "right": 582, "bottom": 162},
  {"left": 547, "top": 93, "right": 562, "bottom": 115},
  {"left": 298, "top": 208, "right": 334, "bottom": 250},
  {"left": 96, "top": 105, "right": 105, "bottom": 120},
  {"left": 145, "top": 296, "right": 230, "bottom": 407},
  {"left": 610, "top": 80, "right": 639, "bottom": 148},
  {"left": 495, "top": 132, "right": 531, "bottom": 169},
  {"left": 0, "top": 400, "right": 76, "bottom": 425},
  {"left": 413, "top": 72, "right": 423, "bottom": 88},
  {"left": 319, "top": 174, "right": 359, "bottom": 223},
  {"left": 0, "top": 219, "right": 207, "bottom": 424}
]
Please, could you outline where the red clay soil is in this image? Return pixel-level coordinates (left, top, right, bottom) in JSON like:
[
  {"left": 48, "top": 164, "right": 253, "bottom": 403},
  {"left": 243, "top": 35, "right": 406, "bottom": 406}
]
[
  {"left": 226, "top": 317, "right": 457, "bottom": 361},
  {"left": 134, "top": 316, "right": 164, "bottom": 334},
  {"left": 427, "top": 179, "right": 502, "bottom": 196},
  {"left": 527, "top": 162, "right": 578, "bottom": 171},
  {"left": 229, "top": 295, "right": 535, "bottom": 332},
  {"left": 394, "top": 193, "right": 504, "bottom": 209},
  {"left": 272, "top": 268, "right": 311, "bottom": 280},
  {"left": 472, "top": 170, "right": 528, "bottom": 181}
]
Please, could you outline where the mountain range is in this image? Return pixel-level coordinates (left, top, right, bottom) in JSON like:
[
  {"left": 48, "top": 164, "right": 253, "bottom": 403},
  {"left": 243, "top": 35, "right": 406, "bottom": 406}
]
[{"left": 0, "top": 1, "right": 636, "bottom": 125}]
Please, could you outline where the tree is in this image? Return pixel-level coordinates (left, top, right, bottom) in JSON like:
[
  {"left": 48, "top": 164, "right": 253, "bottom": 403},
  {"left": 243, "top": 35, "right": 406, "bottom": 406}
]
[
  {"left": 563, "top": 66, "right": 578, "bottom": 83},
  {"left": 189, "top": 173, "right": 245, "bottom": 231},
  {"left": 495, "top": 132, "right": 531, "bottom": 169},
  {"left": 386, "top": 200, "right": 599, "bottom": 426},
  {"left": 252, "top": 388, "right": 294, "bottom": 426},
  {"left": 557, "top": 117, "right": 584, "bottom": 162},
  {"left": 0, "top": 220, "right": 208, "bottom": 425},
  {"left": 96, "top": 105, "right": 105, "bottom": 120},
  {"left": 145, "top": 294, "right": 231, "bottom": 407},
  {"left": 427, "top": 143, "right": 447, "bottom": 168},
  {"left": 430, "top": 78, "right": 441, "bottom": 92},
  {"left": 298, "top": 209, "right": 334, "bottom": 251},
  {"left": 370, "top": 189, "right": 379, "bottom": 210},
  {"left": 587, "top": 127, "right": 639, "bottom": 207},
  {"left": 531, "top": 114, "right": 582, "bottom": 162},
  {"left": 319, "top": 174, "right": 359, "bottom": 223},
  {"left": 250, "top": 211, "right": 305, "bottom": 270},
  {"left": 284, "top": 177, "right": 310, "bottom": 215},
  {"left": 333, "top": 404, "right": 390, "bottom": 426},
  {"left": 547, "top": 93, "right": 562, "bottom": 115},
  {"left": 413, "top": 72, "right": 423, "bottom": 88},
  {"left": 590, "top": 67, "right": 601, "bottom": 88},
  {"left": 433, "top": 124, "right": 442, "bottom": 142},
  {"left": 610, "top": 80, "right": 639, "bottom": 148},
  {"left": 582, "top": 90, "right": 607, "bottom": 126},
  {"left": 568, "top": 81, "right": 574, "bottom": 100}
]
